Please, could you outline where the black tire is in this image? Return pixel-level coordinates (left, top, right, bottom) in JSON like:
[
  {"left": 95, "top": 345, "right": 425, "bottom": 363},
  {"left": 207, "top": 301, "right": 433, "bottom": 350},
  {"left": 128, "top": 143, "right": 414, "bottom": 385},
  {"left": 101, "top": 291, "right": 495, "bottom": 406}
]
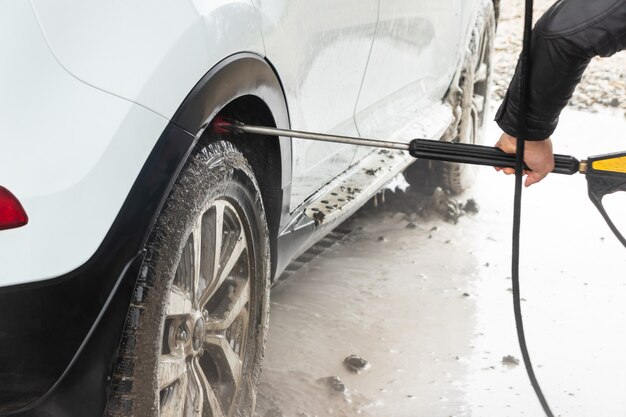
[
  {"left": 105, "top": 141, "right": 270, "bottom": 417},
  {"left": 439, "top": 0, "right": 495, "bottom": 195},
  {"left": 403, "top": 158, "right": 438, "bottom": 194}
]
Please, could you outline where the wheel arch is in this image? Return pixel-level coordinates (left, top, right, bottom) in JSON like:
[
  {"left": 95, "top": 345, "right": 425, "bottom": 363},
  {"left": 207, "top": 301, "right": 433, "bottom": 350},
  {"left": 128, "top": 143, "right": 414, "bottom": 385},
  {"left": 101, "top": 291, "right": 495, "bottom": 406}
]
[{"left": 171, "top": 52, "right": 292, "bottom": 281}]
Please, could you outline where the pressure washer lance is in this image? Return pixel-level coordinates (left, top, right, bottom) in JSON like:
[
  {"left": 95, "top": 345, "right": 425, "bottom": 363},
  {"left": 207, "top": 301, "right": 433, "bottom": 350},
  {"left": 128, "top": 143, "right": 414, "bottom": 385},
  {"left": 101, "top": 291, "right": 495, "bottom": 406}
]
[{"left": 213, "top": 116, "right": 626, "bottom": 249}]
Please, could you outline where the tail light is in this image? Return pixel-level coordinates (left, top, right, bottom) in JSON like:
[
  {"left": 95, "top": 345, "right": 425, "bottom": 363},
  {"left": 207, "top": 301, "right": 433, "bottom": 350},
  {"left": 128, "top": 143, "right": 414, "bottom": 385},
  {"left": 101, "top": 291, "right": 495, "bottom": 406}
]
[{"left": 0, "top": 186, "right": 28, "bottom": 230}]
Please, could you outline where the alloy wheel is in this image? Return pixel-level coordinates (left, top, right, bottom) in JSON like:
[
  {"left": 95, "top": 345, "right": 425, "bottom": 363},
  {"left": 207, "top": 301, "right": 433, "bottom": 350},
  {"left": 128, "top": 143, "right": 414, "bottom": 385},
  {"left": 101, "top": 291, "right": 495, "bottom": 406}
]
[{"left": 159, "top": 199, "right": 252, "bottom": 417}]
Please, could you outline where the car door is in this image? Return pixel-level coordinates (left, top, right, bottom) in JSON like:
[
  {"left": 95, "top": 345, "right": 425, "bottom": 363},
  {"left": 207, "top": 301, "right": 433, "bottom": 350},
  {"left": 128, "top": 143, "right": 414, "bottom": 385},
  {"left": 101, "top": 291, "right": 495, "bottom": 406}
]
[
  {"left": 255, "top": 0, "right": 378, "bottom": 211},
  {"left": 354, "top": 0, "right": 464, "bottom": 151}
]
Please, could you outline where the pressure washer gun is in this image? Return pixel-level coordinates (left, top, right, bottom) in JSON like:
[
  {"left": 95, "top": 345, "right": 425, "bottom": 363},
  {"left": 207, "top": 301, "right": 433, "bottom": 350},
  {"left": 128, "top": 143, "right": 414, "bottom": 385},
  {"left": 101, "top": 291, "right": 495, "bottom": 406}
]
[
  {"left": 410, "top": 139, "right": 626, "bottom": 248},
  {"left": 213, "top": 117, "right": 626, "bottom": 248}
]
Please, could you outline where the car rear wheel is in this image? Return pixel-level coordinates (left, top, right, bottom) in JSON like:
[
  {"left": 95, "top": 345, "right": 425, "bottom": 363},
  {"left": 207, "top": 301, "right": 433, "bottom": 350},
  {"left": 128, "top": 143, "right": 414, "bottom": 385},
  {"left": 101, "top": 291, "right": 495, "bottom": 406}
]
[{"left": 105, "top": 140, "right": 270, "bottom": 417}]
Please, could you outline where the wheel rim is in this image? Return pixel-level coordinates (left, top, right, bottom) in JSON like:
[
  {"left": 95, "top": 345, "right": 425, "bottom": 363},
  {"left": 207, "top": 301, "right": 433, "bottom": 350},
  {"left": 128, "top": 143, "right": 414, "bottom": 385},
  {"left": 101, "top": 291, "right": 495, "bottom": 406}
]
[{"left": 159, "top": 199, "right": 252, "bottom": 417}]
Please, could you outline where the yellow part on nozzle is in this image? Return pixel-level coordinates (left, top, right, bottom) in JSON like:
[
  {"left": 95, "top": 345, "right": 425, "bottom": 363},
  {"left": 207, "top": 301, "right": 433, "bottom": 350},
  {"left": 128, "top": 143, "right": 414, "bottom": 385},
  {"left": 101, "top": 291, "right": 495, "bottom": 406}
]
[{"left": 592, "top": 156, "right": 626, "bottom": 174}]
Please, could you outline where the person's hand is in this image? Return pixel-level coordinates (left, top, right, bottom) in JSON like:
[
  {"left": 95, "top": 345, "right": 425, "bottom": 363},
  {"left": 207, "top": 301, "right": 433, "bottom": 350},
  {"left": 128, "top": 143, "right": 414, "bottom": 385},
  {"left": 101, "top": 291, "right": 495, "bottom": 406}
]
[{"left": 494, "top": 133, "right": 555, "bottom": 187}]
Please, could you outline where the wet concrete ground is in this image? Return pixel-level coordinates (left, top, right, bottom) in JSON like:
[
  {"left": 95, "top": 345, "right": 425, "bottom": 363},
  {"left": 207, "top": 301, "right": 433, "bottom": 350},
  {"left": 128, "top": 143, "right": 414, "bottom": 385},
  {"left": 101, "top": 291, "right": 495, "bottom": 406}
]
[{"left": 255, "top": 107, "right": 626, "bottom": 417}]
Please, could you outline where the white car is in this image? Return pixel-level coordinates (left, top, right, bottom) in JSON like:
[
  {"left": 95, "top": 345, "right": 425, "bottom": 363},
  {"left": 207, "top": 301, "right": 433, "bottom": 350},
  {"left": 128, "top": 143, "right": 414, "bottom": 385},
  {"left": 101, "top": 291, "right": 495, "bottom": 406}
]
[{"left": 0, "top": 0, "right": 496, "bottom": 415}]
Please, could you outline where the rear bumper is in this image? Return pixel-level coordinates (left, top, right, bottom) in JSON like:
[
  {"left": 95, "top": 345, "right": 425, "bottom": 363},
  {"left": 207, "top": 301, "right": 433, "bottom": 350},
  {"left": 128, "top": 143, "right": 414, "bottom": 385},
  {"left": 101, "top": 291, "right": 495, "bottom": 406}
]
[{"left": 0, "top": 123, "right": 196, "bottom": 417}]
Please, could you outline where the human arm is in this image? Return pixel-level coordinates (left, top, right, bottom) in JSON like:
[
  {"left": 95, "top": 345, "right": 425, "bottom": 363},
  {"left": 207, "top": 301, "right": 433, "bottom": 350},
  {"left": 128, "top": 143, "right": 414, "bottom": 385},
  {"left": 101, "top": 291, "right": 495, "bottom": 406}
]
[
  {"left": 495, "top": 0, "right": 626, "bottom": 184},
  {"left": 496, "top": 0, "right": 626, "bottom": 140}
]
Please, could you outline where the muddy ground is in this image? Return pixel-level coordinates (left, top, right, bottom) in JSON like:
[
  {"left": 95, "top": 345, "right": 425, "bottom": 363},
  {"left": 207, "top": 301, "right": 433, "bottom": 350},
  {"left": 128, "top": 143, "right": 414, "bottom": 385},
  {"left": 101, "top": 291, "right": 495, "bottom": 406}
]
[{"left": 255, "top": 107, "right": 626, "bottom": 417}]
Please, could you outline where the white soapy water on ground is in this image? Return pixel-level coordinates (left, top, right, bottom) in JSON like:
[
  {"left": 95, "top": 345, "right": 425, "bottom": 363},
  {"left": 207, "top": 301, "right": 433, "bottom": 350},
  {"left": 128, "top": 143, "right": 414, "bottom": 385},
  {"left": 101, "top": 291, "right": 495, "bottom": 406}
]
[{"left": 255, "top": 107, "right": 626, "bottom": 417}]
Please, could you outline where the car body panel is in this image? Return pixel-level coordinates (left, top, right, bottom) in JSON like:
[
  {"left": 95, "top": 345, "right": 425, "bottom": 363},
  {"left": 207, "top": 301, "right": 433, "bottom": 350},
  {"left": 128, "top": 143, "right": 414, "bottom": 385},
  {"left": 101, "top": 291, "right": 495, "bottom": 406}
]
[
  {"left": 355, "top": 0, "right": 463, "bottom": 145},
  {"left": 29, "top": 0, "right": 265, "bottom": 120},
  {"left": 1, "top": 0, "right": 280, "bottom": 286},
  {"left": 0, "top": 1, "right": 169, "bottom": 285},
  {"left": 256, "top": 0, "right": 379, "bottom": 211}
]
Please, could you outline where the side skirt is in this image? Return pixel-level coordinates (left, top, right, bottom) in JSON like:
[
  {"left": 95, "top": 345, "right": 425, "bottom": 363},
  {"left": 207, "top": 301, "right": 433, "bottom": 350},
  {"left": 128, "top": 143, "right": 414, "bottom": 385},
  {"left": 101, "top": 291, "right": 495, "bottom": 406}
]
[{"left": 274, "top": 102, "right": 453, "bottom": 276}]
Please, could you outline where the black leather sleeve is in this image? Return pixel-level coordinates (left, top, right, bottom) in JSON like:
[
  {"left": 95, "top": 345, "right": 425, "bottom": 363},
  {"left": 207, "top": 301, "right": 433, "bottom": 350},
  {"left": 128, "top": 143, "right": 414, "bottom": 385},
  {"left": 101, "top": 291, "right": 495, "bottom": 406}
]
[{"left": 495, "top": 0, "right": 626, "bottom": 140}]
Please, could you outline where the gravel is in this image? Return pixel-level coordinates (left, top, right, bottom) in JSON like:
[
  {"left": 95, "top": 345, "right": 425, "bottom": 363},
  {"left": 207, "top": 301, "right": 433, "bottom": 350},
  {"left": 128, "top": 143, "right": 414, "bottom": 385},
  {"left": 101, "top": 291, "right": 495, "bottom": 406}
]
[
  {"left": 493, "top": 0, "right": 626, "bottom": 113},
  {"left": 343, "top": 355, "right": 369, "bottom": 373},
  {"left": 317, "top": 376, "right": 347, "bottom": 393},
  {"left": 501, "top": 355, "right": 521, "bottom": 367}
]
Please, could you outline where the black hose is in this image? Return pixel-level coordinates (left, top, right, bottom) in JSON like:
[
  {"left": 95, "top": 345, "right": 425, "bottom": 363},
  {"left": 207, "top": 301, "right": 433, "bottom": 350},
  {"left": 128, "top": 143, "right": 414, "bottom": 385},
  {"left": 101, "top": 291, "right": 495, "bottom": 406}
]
[{"left": 513, "top": 1, "right": 555, "bottom": 416}]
